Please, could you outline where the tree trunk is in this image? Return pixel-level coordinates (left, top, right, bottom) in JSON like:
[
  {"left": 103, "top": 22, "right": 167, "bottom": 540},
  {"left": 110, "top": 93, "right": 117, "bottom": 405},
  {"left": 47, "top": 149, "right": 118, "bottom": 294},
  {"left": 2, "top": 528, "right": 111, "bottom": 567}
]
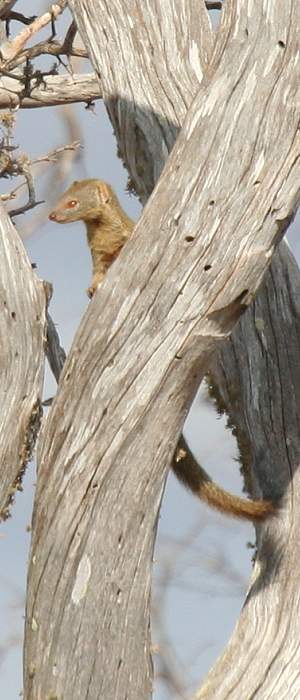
[
  {"left": 23, "top": 2, "right": 300, "bottom": 699},
  {"left": 0, "top": 206, "right": 45, "bottom": 521},
  {"left": 199, "top": 241, "right": 300, "bottom": 699}
]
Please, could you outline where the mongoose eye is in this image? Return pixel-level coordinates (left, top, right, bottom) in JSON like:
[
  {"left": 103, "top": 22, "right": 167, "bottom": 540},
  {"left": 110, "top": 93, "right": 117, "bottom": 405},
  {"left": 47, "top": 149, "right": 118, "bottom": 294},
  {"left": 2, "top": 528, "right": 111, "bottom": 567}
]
[{"left": 67, "top": 200, "right": 78, "bottom": 208}]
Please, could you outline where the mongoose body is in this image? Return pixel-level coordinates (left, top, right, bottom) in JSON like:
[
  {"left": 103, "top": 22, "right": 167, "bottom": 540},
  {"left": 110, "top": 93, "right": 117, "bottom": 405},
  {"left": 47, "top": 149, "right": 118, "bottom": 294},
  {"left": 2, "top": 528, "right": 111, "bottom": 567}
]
[
  {"left": 49, "top": 179, "right": 133, "bottom": 297},
  {"left": 49, "top": 179, "right": 274, "bottom": 522}
]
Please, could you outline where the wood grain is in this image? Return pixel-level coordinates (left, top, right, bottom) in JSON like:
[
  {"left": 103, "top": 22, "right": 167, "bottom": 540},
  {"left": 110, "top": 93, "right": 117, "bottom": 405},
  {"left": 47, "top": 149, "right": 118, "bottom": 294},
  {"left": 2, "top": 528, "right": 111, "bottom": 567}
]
[
  {"left": 23, "top": 1, "right": 300, "bottom": 699},
  {"left": 0, "top": 206, "right": 45, "bottom": 520},
  {"left": 198, "top": 242, "right": 300, "bottom": 699},
  {"left": 0, "top": 72, "right": 101, "bottom": 109}
]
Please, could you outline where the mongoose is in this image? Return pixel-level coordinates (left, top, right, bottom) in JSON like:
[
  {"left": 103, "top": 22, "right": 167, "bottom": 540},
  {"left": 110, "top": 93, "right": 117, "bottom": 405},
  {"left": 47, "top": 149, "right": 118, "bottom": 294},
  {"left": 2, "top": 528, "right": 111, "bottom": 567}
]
[
  {"left": 49, "top": 179, "right": 275, "bottom": 521},
  {"left": 49, "top": 179, "right": 133, "bottom": 298}
]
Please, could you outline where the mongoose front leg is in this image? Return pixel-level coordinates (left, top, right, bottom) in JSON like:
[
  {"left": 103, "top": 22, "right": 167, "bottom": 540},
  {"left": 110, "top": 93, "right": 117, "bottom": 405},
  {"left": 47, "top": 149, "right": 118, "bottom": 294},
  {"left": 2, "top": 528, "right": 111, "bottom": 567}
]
[
  {"left": 87, "top": 269, "right": 106, "bottom": 298},
  {"left": 87, "top": 248, "right": 123, "bottom": 298}
]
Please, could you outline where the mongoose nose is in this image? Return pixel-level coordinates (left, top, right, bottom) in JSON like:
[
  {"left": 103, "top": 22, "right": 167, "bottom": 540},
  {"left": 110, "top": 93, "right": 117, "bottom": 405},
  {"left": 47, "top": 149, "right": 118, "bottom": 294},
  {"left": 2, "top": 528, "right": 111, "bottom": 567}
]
[{"left": 49, "top": 211, "right": 57, "bottom": 221}]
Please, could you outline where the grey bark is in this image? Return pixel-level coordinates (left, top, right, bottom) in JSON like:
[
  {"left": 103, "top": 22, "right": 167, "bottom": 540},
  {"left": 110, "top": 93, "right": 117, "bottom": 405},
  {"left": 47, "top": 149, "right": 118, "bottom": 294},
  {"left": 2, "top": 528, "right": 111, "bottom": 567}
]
[
  {"left": 194, "top": 242, "right": 300, "bottom": 699},
  {"left": 23, "top": 2, "right": 300, "bottom": 700},
  {"left": 0, "top": 0, "right": 17, "bottom": 18},
  {"left": 0, "top": 205, "right": 46, "bottom": 520},
  {"left": 0, "top": 72, "right": 101, "bottom": 109}
]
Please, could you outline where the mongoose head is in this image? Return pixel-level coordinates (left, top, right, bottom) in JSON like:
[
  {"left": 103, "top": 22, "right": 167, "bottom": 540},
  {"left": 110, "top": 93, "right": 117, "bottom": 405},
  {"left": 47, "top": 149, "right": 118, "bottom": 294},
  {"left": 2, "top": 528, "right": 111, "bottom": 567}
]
[{"left": 49, "top": 179, "right": 117, "bottom": 224}]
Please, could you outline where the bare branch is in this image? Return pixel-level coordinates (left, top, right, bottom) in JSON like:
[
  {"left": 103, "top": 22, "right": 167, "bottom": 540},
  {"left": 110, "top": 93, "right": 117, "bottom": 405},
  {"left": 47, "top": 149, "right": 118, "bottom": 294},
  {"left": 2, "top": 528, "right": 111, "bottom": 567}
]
[
  {"left": 31, "top": 140, "right": 81, "bottom": 167},
  {"left": 8, "top": 157, "right": 43, "bottom": 217},
  {"left": 2, "top": 140, "right": 80, "bottom": 216},
  {"left": 2, "top": 140, "right": 81, "bottom": 193},
  {"left": 0, "top": 72, "right": 101, "bottom": 108},
  {"left": 5, "top": 11, "right": 37, "bottom": 28},
  {"left": 0, "top": 4, "right": 66, "bottom": 63},
  {"left": 5, "top": 38, "right": 88, "bottom": 70}
]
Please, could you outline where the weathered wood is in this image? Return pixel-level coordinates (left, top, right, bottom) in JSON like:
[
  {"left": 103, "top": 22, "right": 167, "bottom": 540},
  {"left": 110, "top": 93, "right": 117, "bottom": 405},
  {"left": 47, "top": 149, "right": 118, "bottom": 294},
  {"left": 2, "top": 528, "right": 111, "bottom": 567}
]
[
  {"left": 0, "top": 0, "right": 17, "bottom": 18},
  {"left": 23, "top": 2, "right": 300, "bottom": 699},
  {"left": 71, "top": 0, "right": 215, "bottom": 200},
  {"left": 0, "top": 72, "right": 101, "bottom": 109},
  {"left": 0, "top": 205, "right": 46, "bottom": 520},
  {"left": 195, "top": 242, "right": 300, "bottom": 699}
]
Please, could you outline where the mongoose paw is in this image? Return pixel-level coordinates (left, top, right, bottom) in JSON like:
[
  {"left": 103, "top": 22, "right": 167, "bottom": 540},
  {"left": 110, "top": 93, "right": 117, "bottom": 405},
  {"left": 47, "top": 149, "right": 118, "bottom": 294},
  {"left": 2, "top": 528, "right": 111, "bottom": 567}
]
[
  {"left": 87, "top": 284, "right": 96, "bottom": 298},
  {"left": 87, "top": 273, "right": 106, "bottom": 298}
]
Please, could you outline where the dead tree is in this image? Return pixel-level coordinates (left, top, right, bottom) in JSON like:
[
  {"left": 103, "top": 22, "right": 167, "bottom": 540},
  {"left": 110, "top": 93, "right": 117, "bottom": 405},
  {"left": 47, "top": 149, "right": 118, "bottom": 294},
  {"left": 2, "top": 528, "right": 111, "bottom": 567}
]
[{"left": 0, "top": 2, "right": 299, "bottom": 699}]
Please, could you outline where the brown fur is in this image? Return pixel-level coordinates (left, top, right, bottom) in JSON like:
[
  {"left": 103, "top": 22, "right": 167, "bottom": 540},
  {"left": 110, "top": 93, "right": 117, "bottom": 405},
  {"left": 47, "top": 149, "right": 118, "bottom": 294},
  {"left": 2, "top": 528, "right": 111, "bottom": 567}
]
[
  {"left": 173, "top": 437, "right": 274, "bottom": 520},
  {"left": 49, "top": 179, "right": 133, "bottom": 297},
  {"left": 49, "top": 179, "right": 275, "bottom": 521}
]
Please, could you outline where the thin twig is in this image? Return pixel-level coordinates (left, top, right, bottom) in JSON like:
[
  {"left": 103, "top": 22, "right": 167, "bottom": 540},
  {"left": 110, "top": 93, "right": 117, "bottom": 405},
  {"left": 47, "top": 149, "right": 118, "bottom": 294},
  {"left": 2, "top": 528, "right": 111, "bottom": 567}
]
[
  {"left": 9, "top": 158, "right": 44, "bottom": 217},
  {"left": 6, "top": 11, "right": 37, "bottom": 26},
  {"left": 0, "top": 4, "right": 65, "bottom": 63},
  {"left": 0, "top": 141, "right": 81, "bottom": 208},
  {"left": 6, "top": 39, "right": 88, "bottom": 70},
  {"left": 32, "top": 140, "right": 81, "bottom": 166}
]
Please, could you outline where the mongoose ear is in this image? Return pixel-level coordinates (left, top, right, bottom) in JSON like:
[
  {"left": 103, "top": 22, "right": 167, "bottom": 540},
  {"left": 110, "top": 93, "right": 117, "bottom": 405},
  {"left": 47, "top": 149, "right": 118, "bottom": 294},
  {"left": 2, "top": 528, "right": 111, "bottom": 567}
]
[{"left": 97, "top": 182, "right": 112, "bottom": 205}]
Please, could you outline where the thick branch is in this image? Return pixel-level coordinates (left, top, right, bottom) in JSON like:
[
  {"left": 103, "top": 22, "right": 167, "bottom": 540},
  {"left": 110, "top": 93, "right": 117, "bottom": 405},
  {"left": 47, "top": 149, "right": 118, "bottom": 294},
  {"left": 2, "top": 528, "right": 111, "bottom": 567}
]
[
  {"left": 0, "top": 205, "right": 46, "bottom": 520},
  {"left": 0, "top": 72, "right": 101, "bottom": 108},
  {"left": 195, "top": 242, "right": 300, "bottom": 698}
]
